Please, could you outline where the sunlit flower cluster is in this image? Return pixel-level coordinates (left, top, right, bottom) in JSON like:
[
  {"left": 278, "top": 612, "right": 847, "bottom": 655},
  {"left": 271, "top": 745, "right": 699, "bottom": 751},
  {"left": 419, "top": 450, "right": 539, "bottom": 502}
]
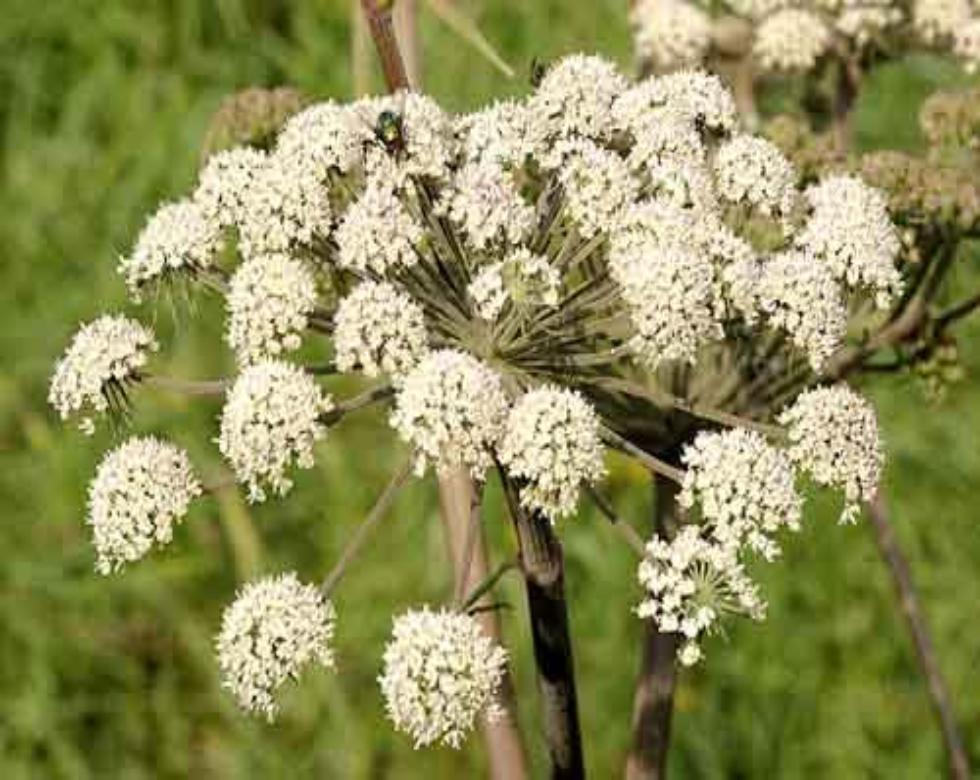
[
  {"left": 334, "top": 281, "right": 429, "bottom": 380},
  {"left": 217, "top": 573, "right": 336, "bottom": 720},
  {"left": 796, "top": 174, "right": 902, "bottom": 308},
  {"left": 498, "top": 387, "right": 606, "bottom": 520},
  {"left": 714, "top": 135, "right": 798, "bottom": 220},
  {"left": 679, "top": 428, "right": 802, "bottom": 560},
  {"left": 218, "top": 360, "right": 333, "bottom": 502},
  {"left": 55, "top": 53, "right": 905, "bottom": 733},
  {"left": 637, "top": 525, "right": 765, "bottom": 666},
  {"left": 49, "top": 315, "right": 157, "bottom": 435},
  {"left": 390, "top": 350, "right": 509, "bottom": 478},
  {"left": 379, "top": 607, "right": 508, "bottom": 748},
  {"left": 779, "top": 385, "right": 884, "bottom": 523},
  {"left": 225, "top": 253, "right": 318, "bottom": 364},
  {"left": 119, "top": 200, "right": 222, "bottom": 299},
  {"left": 86, "top": 436, "right": 201, "bottom": 574}
]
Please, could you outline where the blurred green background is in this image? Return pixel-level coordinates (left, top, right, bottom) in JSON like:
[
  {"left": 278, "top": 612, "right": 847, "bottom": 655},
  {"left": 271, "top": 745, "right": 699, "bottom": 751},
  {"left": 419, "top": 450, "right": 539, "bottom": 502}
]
[{"left": 1, "top": 1, "right": 979, "bottom": 777}]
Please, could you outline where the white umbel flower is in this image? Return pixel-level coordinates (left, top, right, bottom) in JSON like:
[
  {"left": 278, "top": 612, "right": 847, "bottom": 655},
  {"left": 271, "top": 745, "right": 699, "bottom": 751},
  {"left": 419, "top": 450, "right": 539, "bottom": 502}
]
[
  {"left": 468, "top": 263, "right": 508, "bottom": 321},
  {"left": 86, "top": 436, "right": 201, "bottom": 574},
  {"left": 757, "top": 250, "right": 848, "bottom": 371},
  {"left": 238, "top": 156, "right": 333, "bottom": 258},
  {"left": 631, "top": 0, "right": 712, "bottom": 70},
  {"left": 225, "top": 253, "right": 318, "bottom": 365},
  {"left": 637, "top": 525, "right": 765, "bottom": 666},
  {"left": 498, "top": 387, "right": 606, "bottom": 520},
  {"left": 468, "top": 248, "right": 561, "bottom": 321},
  {"left": 218, "top": 360, "right": 333, "bottom": 502},
  {"left": 335, "top": 181, "right": 423, "bottom": 274},
  {"left": 529, "top": 54, "right": 628, "bottom": 141},
  {"left": 613, "top": 237, "right": 723, "bottom": 368},
  {"left": 49, "top": 315, "right": 157, "bottom": 435},
  {"left": 379, "top": 607, "right": 508, "bottom": 749},
  {"left": 217, "top": 573, "right": 336, "bottom": 720},
  {"left": 754, "top": 9, "right": 832, "bottom": 72},
  {"left": 913, "top": 0, "right": 971, "bottom": 43},
  {"left": 457, "top": 99, "right": 540, "bottom": 167},
  {"left": 194, "top": 146, "right": 268, "bottom": 230},
  {"left": 953, "top": 18, "right": 980, "bottom": 72},
  {"left": 679, "top": 428, "right": 802, "bottom": 560},
  {"left": 628, "top": 70, "right": 738, "bottom": 133},
  {"left": 778, "top": 385, "right": 883, "bottom": 524},
  {"left": 556, "top": 139, "right": 639, "bottom": 238},
  {"left": 714, "top": 135, "right": 799, "bottom": 219},
  {"left": 119, "top": 200, "right": 222, "bottom": 300},
  {"left": 835, "top": 2, "right": 903, "bottom": 46},
  {"left": 274, "top": 101, "right": 366, "bottom": 178},
  {"left": 440, "top": 161, "right": 534, "bottom": 250},
  {"left": 334, "top": 281, "right": 428, "bottom": 380},
  {"left": 796, "top": 175, "right": 902, "bottom": 308},
  {"left": 352, "top": 92, "right": 456, "bottom": 181},
  {"left": 390, "top": 350, "right": 509, "bottom": 478}
]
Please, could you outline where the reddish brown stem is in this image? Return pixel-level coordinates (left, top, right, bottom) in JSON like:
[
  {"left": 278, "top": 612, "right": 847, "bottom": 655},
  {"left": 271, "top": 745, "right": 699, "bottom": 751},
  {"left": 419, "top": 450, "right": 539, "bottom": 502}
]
[
  {"left": 359, "top": 0, "right": 410, "bottom": 91},
  {"left": 867, "top": 494, "right": 970, "bottom": 780}
]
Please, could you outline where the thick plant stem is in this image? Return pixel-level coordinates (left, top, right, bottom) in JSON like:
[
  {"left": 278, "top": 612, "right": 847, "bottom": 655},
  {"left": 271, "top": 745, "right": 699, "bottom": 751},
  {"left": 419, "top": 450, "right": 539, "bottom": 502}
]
[
  {"left": 626, "top": 476, "right": 681, "bottom": 780},
  {"left": 867, "top": 494, "right": 971, "bottom": 780},
  {"left": 439, "top": 470, "right": 529, "bottom": 780},
  {"left": 505, "top": 485, "right": 585, "bottom": 779},
  {"left": 359, "top": 0, "right": 410, "bottom": 91}
]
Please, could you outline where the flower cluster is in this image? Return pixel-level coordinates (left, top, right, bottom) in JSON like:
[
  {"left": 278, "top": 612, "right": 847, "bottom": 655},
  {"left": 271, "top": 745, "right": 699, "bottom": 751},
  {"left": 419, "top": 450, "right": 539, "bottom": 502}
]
[
  {"left": 225, "top": 253, "right": 318, "bottom": 364},
  {"left": 379, "top": 608, "right": 508, "bottom": 748},
  {"left": 630, "top": 0, "right": 980, "bottom": 76},
  {"left": 498, "top": 387, "right": 606, "bottom": 520},
  {"left": 86, "top": 437, "right": 201, "bottom": 573},
  {"left": 779, "top": 385, "right": 884, "bottom": 523},
  {"left": 119, "top": 200, "right": 222, "bottom": 299},
  {"left": 638, "top": 525, "right": 765, "bottom": 666},
  {"left": 218, "top": 361, "right": 333, "bottom": 502},
  {"left": 49, "top": 315, "right": 157, "bottom": 435},
  {"left": 216, "top": 573, "right": 336, "bottom": 720},
  {"left": 468, "top": 249, "right": 560, "bottom": 321},
  {"left": 680, "top": 429, "right": 802, "bottom": 560},
  {"left": 631, "top": 0, "right": 712, "bottom": 71},
  {"left": 55, "top": 53, "right": 903, "bottom": 733},
  {"left": 390, "top": 350, "right": 509, "bottom": 478},
  {"left": 334, "top": 281, "right": 429, "bottom": 380}
]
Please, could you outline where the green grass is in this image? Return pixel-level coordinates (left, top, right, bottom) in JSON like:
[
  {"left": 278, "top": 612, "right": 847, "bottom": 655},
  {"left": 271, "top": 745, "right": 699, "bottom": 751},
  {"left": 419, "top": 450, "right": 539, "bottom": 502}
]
[{"left": 1, "top": 2, "right": 979, "bottom": 777}]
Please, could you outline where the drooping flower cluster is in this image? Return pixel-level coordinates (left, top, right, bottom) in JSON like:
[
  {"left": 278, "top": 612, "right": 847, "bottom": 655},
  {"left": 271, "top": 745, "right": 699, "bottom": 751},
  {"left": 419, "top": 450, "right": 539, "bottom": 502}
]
[
  {"left": 218, "top": 360, "right": 334, "bottom": 502},
  {"left": 379, "top": 608, "right": 508, "bottom": 748},
  {"left": 498, "top": 387, "right": 607, "bottom": 520},
  {"left": 49, "top": 315, "right": 157, "bottom": 435},
  {"left": 216, "top": 573, "right": 336, "bottom": 720},
  {"left": 86, "top": 436, "right": 201, "bottom": 574},
  {"left": 119, "top": 200, "right": 222, "bottom": 299},
  {"left": 637, "top": 525, "right": 765, "bottom": 666},
  {"left": 779, "top": 385, "right": 884, "bottom": 523}
]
